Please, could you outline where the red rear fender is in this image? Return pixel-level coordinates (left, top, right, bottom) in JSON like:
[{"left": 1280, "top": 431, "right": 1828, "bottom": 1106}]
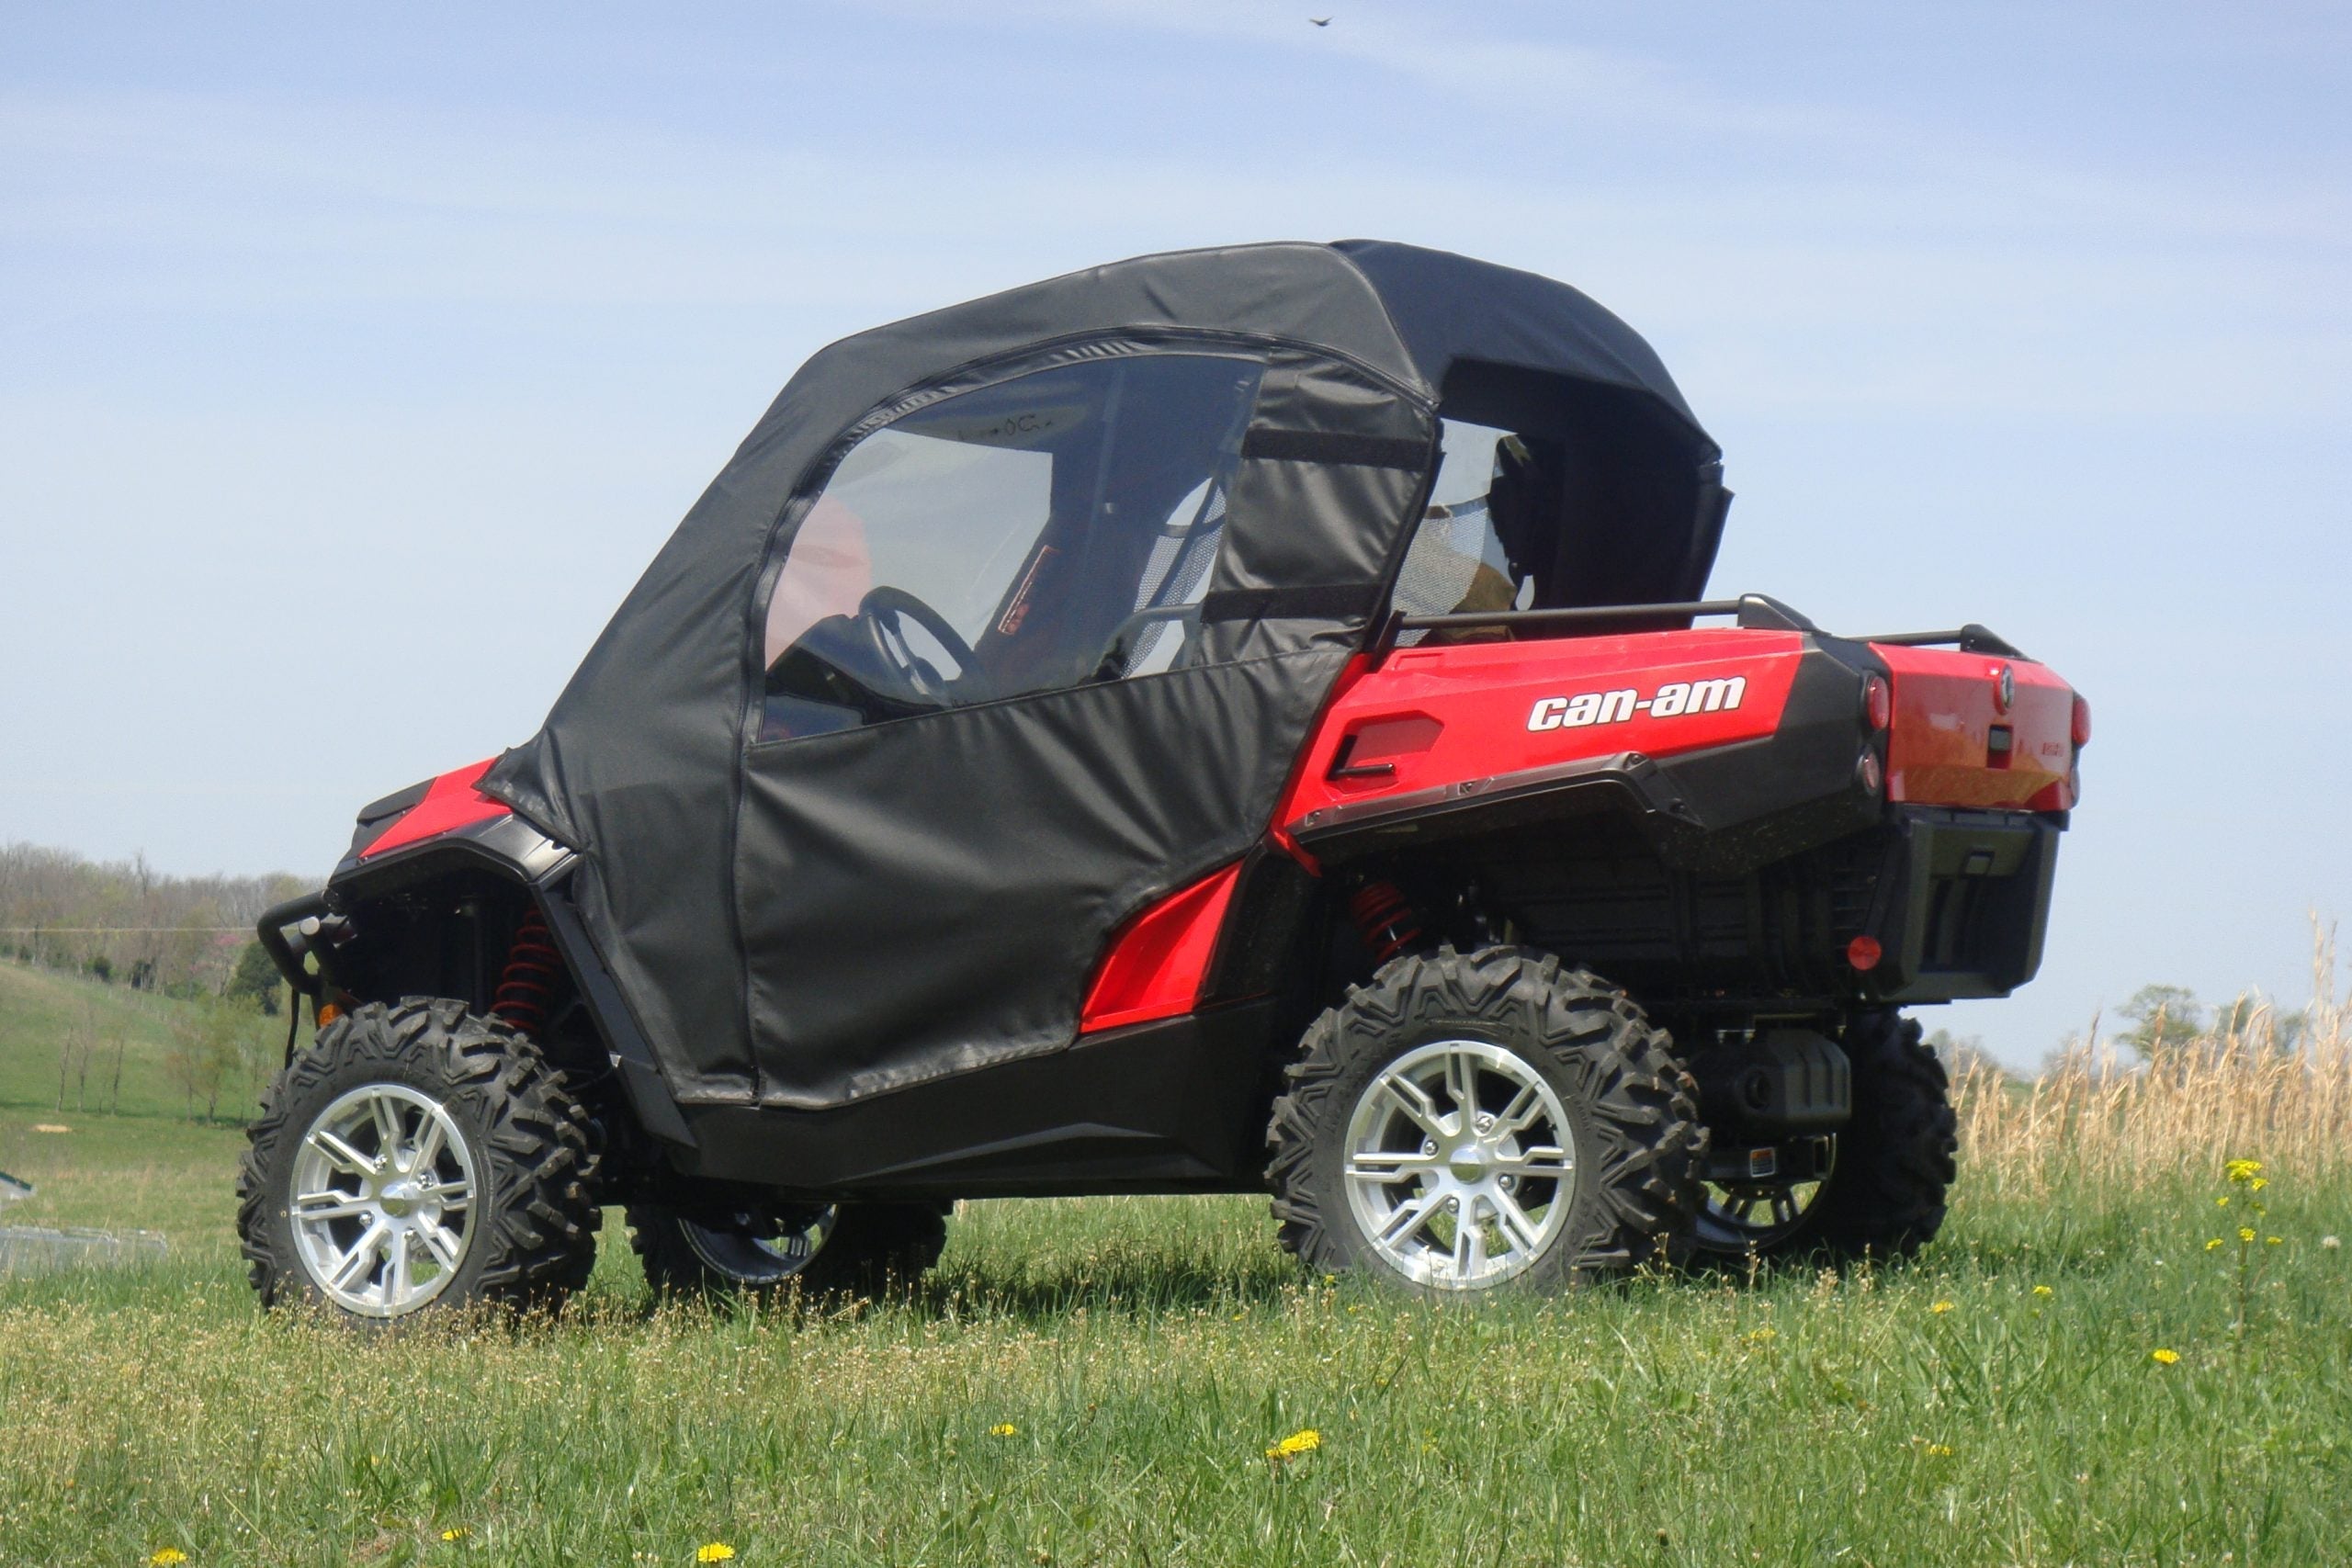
[{"left": 1277, "top": 628, "right": 1807, "bottom": 831}]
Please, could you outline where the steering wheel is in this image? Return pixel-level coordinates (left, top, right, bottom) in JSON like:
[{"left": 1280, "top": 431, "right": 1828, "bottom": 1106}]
[{"left": 858, "top": 585, "right": 977, "bottom": 705}]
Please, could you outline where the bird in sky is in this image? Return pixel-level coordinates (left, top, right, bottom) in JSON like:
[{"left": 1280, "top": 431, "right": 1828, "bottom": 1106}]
[{"left": 1309, "top": 16, "right": 1331, "bottom": 25}]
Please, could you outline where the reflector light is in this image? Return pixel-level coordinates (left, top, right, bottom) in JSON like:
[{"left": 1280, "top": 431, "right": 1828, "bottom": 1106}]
[
  {"left": 1846, "top": 935, "right": 1883, "bottom": 972},
  {"left": 1857, "top": 752, "right": 1883, "bottom": 795},
  {"left": 316, "top": 1002, "right": 343, "bottom": 1028},
  {"left": 2072, "top": 693, "right": 2093, "bottom": 747},
  {"left": 1862, "top": 675, "right": 1891, "bottom": 731}
]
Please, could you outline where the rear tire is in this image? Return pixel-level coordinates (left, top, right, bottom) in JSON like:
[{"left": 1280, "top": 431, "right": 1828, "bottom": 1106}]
[
  {"left": 1806, "top": 1010, "right": 1957, "bottom": 1260},
  {"left": 237, "top": 998, "right": 602, "bottom": 1322},
  {"left": 629, "top": 1200, "right": 946, "bottom": 1302},
  {"left": 1266, "top": 945, "right": 1705, "bottom": 1294}
]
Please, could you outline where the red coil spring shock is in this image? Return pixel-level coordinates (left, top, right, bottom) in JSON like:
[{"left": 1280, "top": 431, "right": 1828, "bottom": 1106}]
[
  {"left": 1349, "top": 880, "right": 1424, "bottom": 964},
  {"left": 492, "top": 907, "right": 560, "bottom": 1035}
]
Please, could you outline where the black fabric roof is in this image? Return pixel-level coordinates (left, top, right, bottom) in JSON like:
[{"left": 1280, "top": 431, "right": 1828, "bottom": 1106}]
[{"left": 1329, "top": 240, "right": 1713, "bottom": 456}]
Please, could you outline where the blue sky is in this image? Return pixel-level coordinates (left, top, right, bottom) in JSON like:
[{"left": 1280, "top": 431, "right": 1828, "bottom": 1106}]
[{"left": 3, "top": 2, "right": 2346, "bottom": 1065}]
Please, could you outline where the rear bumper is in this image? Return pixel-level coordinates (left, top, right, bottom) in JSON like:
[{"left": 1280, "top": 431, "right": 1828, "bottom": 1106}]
[{"left": 1858, "top": 806, "right": 2061, "bottom": 1003}]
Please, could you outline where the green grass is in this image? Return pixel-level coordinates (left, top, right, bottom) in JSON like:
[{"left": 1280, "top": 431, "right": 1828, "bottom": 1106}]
[{"left": 2, "top": 1111, "right": 2348, "bottom": 1566}]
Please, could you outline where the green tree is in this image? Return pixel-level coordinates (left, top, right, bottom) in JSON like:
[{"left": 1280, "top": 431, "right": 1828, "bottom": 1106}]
[
  {"left": 2119, "top": 983, "right": 2204, "bottom": 1060},
  {"left": 225, "top": 940, "right": 283, "bottom": 1017},
  {"left": 164, "top": 998, "right": 249, "bottom": 1121}
]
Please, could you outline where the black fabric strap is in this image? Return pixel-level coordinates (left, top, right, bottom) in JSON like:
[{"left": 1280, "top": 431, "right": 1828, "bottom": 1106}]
[
  {"left": 1239, "top": 427, "right": 1429, "bottom": 470},
  {"left": 1198, "top": 584, "right": 1383, "bottom": 623}
]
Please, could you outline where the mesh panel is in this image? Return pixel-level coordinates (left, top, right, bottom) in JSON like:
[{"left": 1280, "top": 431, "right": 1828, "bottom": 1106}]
[{"left": 1393, "top": 500, "right": 1503, "bottom": 646}]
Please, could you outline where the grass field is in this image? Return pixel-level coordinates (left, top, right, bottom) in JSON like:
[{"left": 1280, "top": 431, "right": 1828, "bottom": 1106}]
[{"left": 4, "top": 965, "right": 2351, "bottom": 1565}]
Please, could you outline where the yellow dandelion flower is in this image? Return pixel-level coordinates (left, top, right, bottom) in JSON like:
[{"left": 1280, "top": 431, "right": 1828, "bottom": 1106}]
[
  {"left": 2250, "top": 1177, "right": 2268, "bottom": 1191},
  {"left": 1929, "top": 1300, "right": 1955, "bottom": 1314},
  {"left": 148, "top": 1552, "right": 188, "bottom": 1567},
  {"left": 2150, "top": 1348, "right": 2180, "bottom": 1366},
  {"left": 2206, "top": 1238, "right": 2225, "bottom": 1251},
  {"left": 2216, "top": 1195, "right": 2230, "bottom": 1207},
  {"left": 989, "top": 1423, "right": 1019, "bottom": 1438},
  {"left": 440, "top": 1527, "right": 469, "bottom": 1542},
  {"left": 695, "top": 1545, "right": 737, "bottom": 1563},
  {"left": 1265, "top": 1427, "right": 1322, "bottom": 1461},
  {"left": 2266, "top": 1236, "right": 2282, "bottom": 1247},
  {"left": 2225, "top": 1158, "right": 2262, "bottom": 1183},
  {"left": 2032, "top": 1284, "right": 2053, "bottom": 1297},
  {"left": 1925, "top": 1443, "right": 1954, "bottom": 1458},
  {"left": 2239, "top": 1227, "right": 2256, "bottom": 1244},
  {"left": 1747, "top": 1326, "right": 1777, "bottom": 1342}
]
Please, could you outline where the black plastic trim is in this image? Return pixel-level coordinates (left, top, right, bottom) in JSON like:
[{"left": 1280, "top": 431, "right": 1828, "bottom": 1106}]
[
  {"left": 531, "top": 867, "right": 697, "bottom": 1150},
  {"left": 672, "top": 1000, "right": 1280, "bottom": 1197}
]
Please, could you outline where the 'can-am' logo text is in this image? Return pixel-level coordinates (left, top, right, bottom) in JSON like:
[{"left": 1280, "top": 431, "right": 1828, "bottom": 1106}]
[{"left": 1527, "top": 677, "right": 1747, "bottom": 732}]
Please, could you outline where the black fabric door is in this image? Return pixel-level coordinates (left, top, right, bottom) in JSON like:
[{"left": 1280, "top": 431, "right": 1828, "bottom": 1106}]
[{"left": 734, "top": 344, "right": 1431, "bottom": 1109}]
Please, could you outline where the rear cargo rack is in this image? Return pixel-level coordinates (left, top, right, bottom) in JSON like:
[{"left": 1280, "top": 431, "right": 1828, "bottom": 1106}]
[
  {"left": 1854, "top": 623, "right": 2027, "bottom": 659},
  {"left": 1371, "top": 594, "right": 2027, "bottom": 664}
]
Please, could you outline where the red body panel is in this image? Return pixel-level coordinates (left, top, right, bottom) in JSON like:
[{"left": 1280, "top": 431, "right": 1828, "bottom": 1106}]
[
  {"left": 359, "top": 759, "right": 512, "bottom": 859},
  {"left": 1079, "top": 862, "right": 1243, "bottom": 1032},
  {"left": 1871, "top": 645, "right": 2076, "bottom": 812},
  {"left": 1277, "top": 629, "right": 1808, "bottom": 833}
]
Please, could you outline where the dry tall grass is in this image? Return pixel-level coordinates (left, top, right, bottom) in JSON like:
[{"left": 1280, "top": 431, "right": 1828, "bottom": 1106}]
[{"left": 1957, "top": 922, "right": 2352, "bottom": 1193}]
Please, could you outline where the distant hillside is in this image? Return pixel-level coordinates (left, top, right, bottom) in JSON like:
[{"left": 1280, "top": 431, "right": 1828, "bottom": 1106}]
[
  {"left": 0, "top": 841, "right": 310, "bottom": 998},
  {"left": 0, "top": 960, "right": 283, "bottom": 1122}
]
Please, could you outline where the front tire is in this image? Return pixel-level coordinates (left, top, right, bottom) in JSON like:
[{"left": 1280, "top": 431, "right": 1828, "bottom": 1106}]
[
  {"left": 237, "top": 998, "right": 602, "bottom": 1321},
  {"left": 1266, "top": 946, "right": 1705, "bottom": 1293}
]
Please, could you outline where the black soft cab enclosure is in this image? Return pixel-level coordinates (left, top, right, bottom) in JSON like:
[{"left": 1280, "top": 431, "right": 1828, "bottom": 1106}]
[{"left": 480, "top": 240, "right": 1722, "bottom": 1118}]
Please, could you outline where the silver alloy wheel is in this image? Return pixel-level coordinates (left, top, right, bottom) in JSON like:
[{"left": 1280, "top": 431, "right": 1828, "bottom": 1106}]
[
  {"left": 1341, "top": 1039, "right": 1576, "bottom": 1289},
  {"left": 678, "top": 1207, "right": 839, "bottom": 1282},
  {"left": 288, "top": 1083, "right": 478, "bottom": 1318}
]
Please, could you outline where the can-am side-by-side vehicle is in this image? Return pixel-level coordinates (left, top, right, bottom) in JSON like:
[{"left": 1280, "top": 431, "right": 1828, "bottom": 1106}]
[{"left": 241, "top": 241, "right": 2086, "bottom": 1317}]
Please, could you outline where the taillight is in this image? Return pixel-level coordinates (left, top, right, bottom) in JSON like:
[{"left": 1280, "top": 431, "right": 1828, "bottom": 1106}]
[
  {"left": 1847, "top": 935, "right": 1883, "bottom": 972},
  {"left": 1862, "top": 675, "right": 1891, "bottom": 731},
  {"left": 2071, "top": 693, "right": 2093, "bottom": 748}
]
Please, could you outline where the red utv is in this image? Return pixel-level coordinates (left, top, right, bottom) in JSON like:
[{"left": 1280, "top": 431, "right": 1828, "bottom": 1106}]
[{"left": 241, "top": 242, "right": 2086, "bottom": 1318}]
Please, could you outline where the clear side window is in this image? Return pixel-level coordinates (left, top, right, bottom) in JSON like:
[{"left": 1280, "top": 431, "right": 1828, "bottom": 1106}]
[
  {"left": 1393, "top": 417, "right": 1542, "bottom": 646},
  {"left": 757, "top": 354, "right": 1264, "bottom": 741}
]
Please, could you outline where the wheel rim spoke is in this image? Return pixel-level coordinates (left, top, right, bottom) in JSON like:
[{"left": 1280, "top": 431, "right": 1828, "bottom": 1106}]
[
  {"left": 1492, "top": 1189, "right": 1543, "bottom": 1253},
  {"left": 1453, "top": 1199, "right": 1485, "bottom": 1276},
  {"left": 1495, "top": 1145, "right": 1570, "bottom": 1178},
  {"left": 416, "top": 1221, "right": 463, "bottom": 1272},
  {"left": 1377, "top": 1075, "right": 1448, "bottom": 1140},
  {"left": 306, "top": 1128, "right": 380, "bottom": 1177},
  {"left": 370, "top": 1095, "right": 404, "bottom": 1163},
  {"left": 1493, "top": 1080, "right": 1544, "bottom": 1135},
  {"left": 1345, "top": 1150, "right": 1441, "bottom": 1182},
  {"left": 1442, "top": 1049, "right": 1480, "bottom": 1125},
  {"left": 293, "top": 1190, "right": 373, "bottom": 1223},
  {"left": 329, "top": 1224, "right": 385, "bottom": 1291},
  {"left": 1376, "top": 1189, "right": 1445, "bottom": 1246},
  {"left": 410, "top": 1114, "right": 447, "bottom": 1174}
]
